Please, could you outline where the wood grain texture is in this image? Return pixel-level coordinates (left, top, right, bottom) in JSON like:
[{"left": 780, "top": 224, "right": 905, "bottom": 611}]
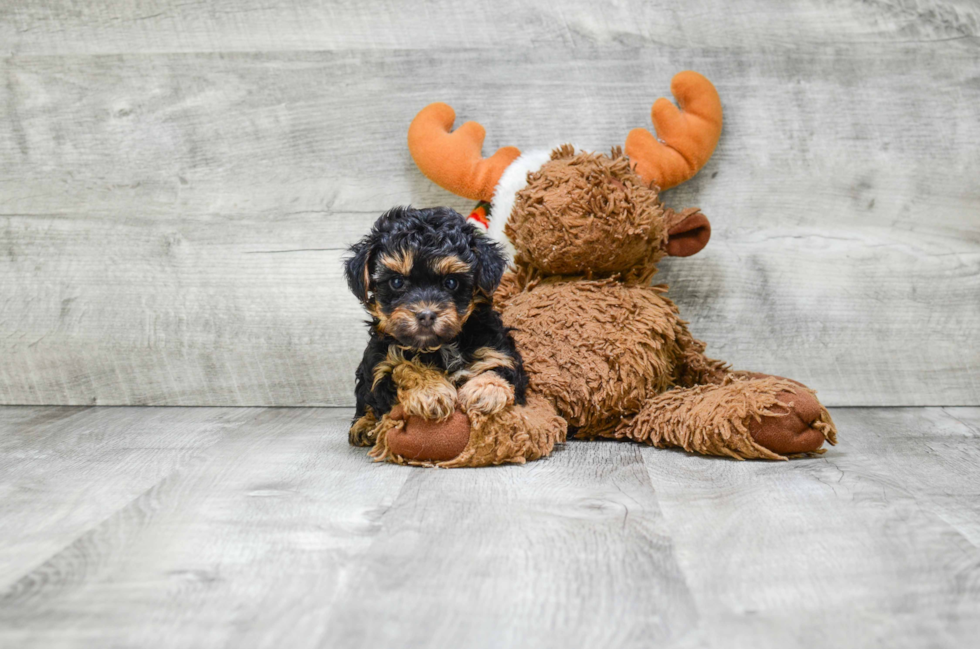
[
  {"left": 319, "top": 443, "right": 697, "bottom": 648},
  {"left": 1, "top": 405, "right": 978, "bottom": 648},
  {"left": 1, "top": 3, "right": 978, "bottom": 406},
  {"left": 1, "top": 0, "right": 977, "bottom": 54},
  {"left": 642, "top": 406, "right": 980, "bottom": 649},
  {"left": 0, "top": 406, "right": 246, "bottom": 589},
  {"left": 0, "top": 407, "right": 412, "bottom": 648}
]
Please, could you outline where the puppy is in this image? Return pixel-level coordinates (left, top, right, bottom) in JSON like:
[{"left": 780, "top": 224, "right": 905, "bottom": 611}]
[{"left": 344, "top": 206, "right": 528, "bottom": 447}]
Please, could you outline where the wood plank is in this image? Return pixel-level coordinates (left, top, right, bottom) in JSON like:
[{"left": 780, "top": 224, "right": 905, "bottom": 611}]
[
  {"left": 2, "top": 406, "right": 979, "bottom": 647},
  {"left": 0, "top": 406, "right": 246, "bottom": 589},
  {"left": 0, "top": 406, "right": 411, "bottom": 648},
  {"left": 319, "top": 442, "right": 697, "bottom": 649},
  {"left": 1, "top": 46, "right": 978, "bottom": 406},
  {"left": 1, "top": 0, "right": 976, "bottom": 54},
  {"left": 0, "top": 407, "right": 699, "bottom": 648},
  {"left": 0, "top": 213, "right": 368, "bottom": 406},
  {"left": 641, "top": 407, "right": 980, "bottom": 649}
]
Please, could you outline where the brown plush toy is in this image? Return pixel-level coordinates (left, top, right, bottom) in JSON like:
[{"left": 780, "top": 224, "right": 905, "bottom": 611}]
[{"left": 376, "top": 71, "right": 837, "bottom": 467}]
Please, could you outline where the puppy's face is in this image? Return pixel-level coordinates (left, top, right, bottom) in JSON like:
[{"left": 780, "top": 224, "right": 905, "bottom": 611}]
[
  {"left": 371, "top": 248, "right": 475, "bottom": 349},
  {"left": 345, "top": 207, "right": 506, "bottom": 350}
]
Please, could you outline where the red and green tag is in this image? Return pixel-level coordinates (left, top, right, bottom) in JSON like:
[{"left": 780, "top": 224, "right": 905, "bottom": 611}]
[{"left": 467, "top": 201, "right": 492, "bottom": 230}]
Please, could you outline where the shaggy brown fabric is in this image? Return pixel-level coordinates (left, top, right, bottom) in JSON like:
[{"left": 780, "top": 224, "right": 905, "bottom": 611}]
[
  {"left": 615, "top": 375, "right": 837, "bottom": 460},
  {"left": 499, "top": 277, "right": 709, "bottom": 436},
  {"left": 506, "top": 147, "right": 667, "bottom": 277},
  {"left": 371, "top": 393, "right": 566, "bottom": 468},
  {"left": 493, "top": 253, "right": 832, "bottom": 459},
  {"left": 489, "top": 141, "right": 836, "bottom": 461}
]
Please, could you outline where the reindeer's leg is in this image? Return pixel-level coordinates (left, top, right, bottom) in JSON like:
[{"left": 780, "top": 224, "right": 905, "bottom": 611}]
[
  {"left": 441, "top": 392, "right": 567, "bottom": 468},
  {"left": 648, "top": 320, "right": 836, "bottom": 458},
  {"left": 371, "top": 392, "right": 567, "bottom": 468},
  {"left": 618, "top": 375, "right": 837, "bottom": 460},
  {"left": 671, "top": 320, "right": 730, "bottom": 388}
]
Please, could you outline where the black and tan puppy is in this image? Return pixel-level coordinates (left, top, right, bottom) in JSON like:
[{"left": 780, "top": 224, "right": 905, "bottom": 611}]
[{"left": 344, "top": 206, "right": 527, "bottom": 447}]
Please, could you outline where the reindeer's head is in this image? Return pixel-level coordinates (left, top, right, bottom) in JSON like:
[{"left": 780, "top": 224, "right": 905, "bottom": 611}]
[{"left": 408, "top": 71, "right": 722, "bottom": 277}]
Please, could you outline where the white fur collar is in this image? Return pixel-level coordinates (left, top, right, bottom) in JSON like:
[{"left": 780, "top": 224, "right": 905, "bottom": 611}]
[{"left": 487, "top": 148, "right": 564, "bottom": 261}]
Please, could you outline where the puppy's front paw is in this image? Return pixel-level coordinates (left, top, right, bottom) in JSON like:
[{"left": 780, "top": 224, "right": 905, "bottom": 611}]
[
  {"left": 457, "top": 373, "right": 515, "bottom": 417},
  {"left": 399, "top": 382, "right": 457, "bottom": 421},
  {"left": 392, "top": 361, "right": 457, "bottom": 421}
]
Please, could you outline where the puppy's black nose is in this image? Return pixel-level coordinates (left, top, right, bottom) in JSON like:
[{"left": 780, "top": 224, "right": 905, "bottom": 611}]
[{"left": 416, "top": 310, "right": 437, "bottom": 328}]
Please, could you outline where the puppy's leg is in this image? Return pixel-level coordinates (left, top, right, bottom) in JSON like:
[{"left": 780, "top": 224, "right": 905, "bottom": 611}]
[
  {"left": 392, "top": 361, "right": 457, "bottom": 421},
  {"left": 351, "top": 338, "right": 396, "bottom": 447},
  {"left": 457, "top": 372, "right": 515, "bottom": 417},
  {"left": 349, "top": 406, "right": 380, "bottom": 447}
]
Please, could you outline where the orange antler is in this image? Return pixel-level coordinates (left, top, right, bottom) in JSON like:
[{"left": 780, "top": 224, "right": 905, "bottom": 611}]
[
  {"left": 408, "top": 103, "right": 521, "bottom": 202},
  {"left": 625, "top": 71, "right": 723, "bottom": 190}
]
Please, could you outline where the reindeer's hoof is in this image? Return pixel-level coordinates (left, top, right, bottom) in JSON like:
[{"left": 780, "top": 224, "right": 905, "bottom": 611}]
[
  {"left": 745, "top": 381, "right": 828, "bottom": 455},
  {"left": 386, "top": 406, "right": 471, "bottom": 462}
]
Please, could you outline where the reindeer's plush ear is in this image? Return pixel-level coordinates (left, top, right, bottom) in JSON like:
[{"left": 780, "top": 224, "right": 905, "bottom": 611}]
[
  {"left": 344, "top": 234, "right": 378, "bottom": 303},
  {"left": 470, "top": 229, "right": 507, "bottom": 296},
  {"left": 664, "top": 208, "right": 711, "bottom": 257}
]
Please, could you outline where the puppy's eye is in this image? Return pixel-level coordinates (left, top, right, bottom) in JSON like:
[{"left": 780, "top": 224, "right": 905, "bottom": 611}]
[
  {"left": 444, "top": 277, "right": 459, "bottom": 290},
  {"left": 389, "top": 277, "right": 405, "bottom": 290}
]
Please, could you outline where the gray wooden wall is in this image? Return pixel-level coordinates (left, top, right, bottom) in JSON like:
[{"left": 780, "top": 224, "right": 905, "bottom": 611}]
[{"left": 1, "top": 1, "right": 978, "bottom": 407}]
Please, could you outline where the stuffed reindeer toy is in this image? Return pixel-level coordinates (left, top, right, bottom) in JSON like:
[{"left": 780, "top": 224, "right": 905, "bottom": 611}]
[{"left": 352, "top": 71, "right": 837, "bottom": 467}]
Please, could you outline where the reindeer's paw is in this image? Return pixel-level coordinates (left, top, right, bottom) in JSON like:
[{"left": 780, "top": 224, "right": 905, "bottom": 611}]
[
  {"left": 743, "top": 375, "right": 837, "bottom": 455},
  {"left": 457, "top": 373, "right": 515, "bottom": 418},
  {"left": 384, "top": 405, "right": 471, "bottom": 462}
]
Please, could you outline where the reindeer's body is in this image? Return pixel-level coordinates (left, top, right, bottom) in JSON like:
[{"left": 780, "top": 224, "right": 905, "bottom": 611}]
[{"left": 364, "top": 71, "right": 837, "bottom": 466}]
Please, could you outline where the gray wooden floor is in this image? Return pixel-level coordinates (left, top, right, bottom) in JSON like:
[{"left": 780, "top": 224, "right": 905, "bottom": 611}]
[{"left": 1, "top": 406, "right": 978, "bottom": 648}]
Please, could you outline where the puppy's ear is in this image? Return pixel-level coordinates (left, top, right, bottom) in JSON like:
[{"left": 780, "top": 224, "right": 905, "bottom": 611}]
[
  {"left": 344, "top": 234, "right": 377, "bottom": 303},
  {"left": 470, "top": 230, "right": 507, "bottom": 296}
]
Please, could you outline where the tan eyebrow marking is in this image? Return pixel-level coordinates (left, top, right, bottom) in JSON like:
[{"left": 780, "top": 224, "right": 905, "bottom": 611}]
[
  {"left": 378, "top": 250, "right": 414, "bottom": 275},
  {"left": 431, "top": 255, "right": 471, "bottom": 275}
]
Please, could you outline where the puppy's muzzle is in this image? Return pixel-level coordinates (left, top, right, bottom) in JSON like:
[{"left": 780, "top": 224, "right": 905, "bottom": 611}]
[
  {"left": 416, "top": 309, "right": 437, "bottom": 329},
  {"left": 386, "top": 302, "right": 461, "bottom": 349}
]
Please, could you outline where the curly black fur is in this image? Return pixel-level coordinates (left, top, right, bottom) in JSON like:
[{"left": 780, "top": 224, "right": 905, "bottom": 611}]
[
  {"left": 344, "top": 206, "right": 527, "bottom": 423},
  {"left": 345, "top": 206, "right": 506, "bottom": 303}
]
